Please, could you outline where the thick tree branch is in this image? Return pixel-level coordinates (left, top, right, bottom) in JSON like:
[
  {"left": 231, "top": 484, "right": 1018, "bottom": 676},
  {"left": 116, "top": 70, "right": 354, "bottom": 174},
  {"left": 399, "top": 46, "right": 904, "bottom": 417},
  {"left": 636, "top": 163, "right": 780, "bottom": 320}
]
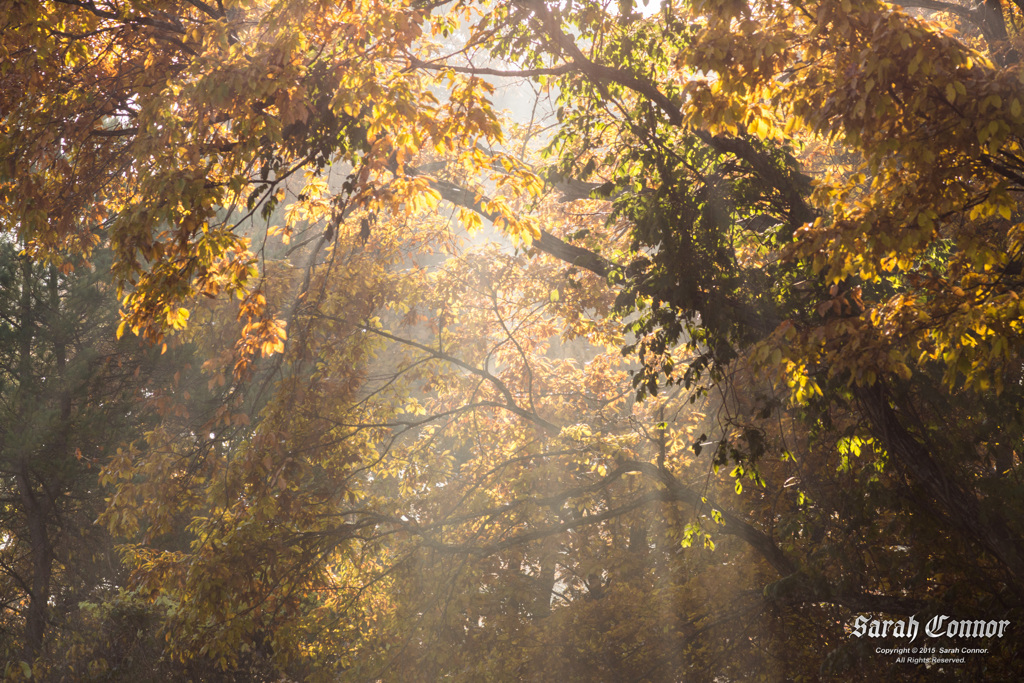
[
  {"left": 517, "top": 0, "right": 684, "bottom": 126},
  {"left": 407, "top": 57, "right": 573, "bottom": 79},
  {"left": 184, "top": 0, "right": 225, "bottom": 18},
  {"left": 426, "top": 177, "right": 619, "bottom": 279},
  {"left": 629, "top": 461, "right": 798, "bottom": 577},
  {"left": 898, "top": 0, "right": 1017, "bottom": 64},
  {"left": 694, "top": 132, "right": 816, "bottom": 228},
  {"left": 89, "top": 127, "right": 139, "bottom": 138},
  {"left": 899, "top": 0, "right": 981, "bottom": 26},
  {"left": 52, "top": 0, "right": 188, "bottom": 35}
]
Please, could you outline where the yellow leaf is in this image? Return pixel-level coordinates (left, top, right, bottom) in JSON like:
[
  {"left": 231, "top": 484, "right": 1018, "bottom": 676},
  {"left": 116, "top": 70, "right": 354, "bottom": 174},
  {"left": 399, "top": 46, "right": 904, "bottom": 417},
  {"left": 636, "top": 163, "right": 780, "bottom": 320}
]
[{"left": 753, "top": 117, "right": 771, "bottom": 139}]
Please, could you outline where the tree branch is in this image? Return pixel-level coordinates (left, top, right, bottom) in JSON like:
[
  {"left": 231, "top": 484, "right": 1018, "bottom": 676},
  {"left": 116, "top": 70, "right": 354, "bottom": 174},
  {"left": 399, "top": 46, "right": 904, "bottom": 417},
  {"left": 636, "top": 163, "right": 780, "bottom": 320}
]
[
  {"left": 517, "top": 0, "right": 683, "bottom": 126},
  {"left": 357, "top": 321, "right": 561, "bottom": 433},
  {"left": 407, "top": 57, "right": 573, "bottom": 79}
]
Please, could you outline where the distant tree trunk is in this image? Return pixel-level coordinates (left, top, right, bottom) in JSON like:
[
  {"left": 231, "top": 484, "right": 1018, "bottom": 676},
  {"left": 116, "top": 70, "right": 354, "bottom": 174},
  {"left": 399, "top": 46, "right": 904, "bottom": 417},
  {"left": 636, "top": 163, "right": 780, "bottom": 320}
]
[
  {"left": 17, "top": 256, "right": 31, "bottom": 390},
  {"left": 16, "top": 469, "right": 54, "bottom": 662},
  {"left": 13, "top": 256, "right": 57, "bottom": 662},
  {"left": 533, "top": 538, "right": 558, "bottom": 619},
  {"left": 50, "top": 266, "right": 72, "bottom": 434}
]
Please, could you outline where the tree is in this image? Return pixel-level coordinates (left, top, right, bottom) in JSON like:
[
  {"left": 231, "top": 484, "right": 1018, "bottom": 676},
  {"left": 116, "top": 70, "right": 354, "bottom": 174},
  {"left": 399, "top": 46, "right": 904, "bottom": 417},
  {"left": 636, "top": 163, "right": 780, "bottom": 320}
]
[
  {"left": 0, "top": 241, "right": 179, "bottom": 672},
  {"left": 5, "top": 0, "right": 1024, "bottom": 680}
]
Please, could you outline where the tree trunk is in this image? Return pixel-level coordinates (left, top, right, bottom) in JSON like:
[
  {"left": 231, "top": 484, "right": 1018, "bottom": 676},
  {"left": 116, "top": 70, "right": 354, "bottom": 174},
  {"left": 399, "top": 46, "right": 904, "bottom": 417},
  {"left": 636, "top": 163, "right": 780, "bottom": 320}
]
[
  {"left": 855, "top": 384, "right": 1024, "bottom": 588},
  {"left": 16, "top": 469, "right": 53, "bottom": 662}
]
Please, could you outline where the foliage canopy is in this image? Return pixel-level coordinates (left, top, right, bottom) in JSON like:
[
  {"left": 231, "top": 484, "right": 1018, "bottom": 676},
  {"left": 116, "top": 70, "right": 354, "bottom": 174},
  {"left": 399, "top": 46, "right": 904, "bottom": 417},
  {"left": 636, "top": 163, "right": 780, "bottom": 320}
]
[{"left": 4, "top": 0, "right": 1024, "bottom": 680}]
